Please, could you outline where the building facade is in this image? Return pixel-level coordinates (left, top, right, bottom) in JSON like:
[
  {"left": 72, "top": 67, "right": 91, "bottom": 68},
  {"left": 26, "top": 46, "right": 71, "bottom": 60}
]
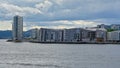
[
  {"left": 107, "top": 31, "right": 120, "bottom": 42},
  {"left": 111, "top": 24, "right": 120, "bottom": 30},
  {"left": 39, "top": 28, "right": 63, "bottom": 42},
  {"left": 97, "top": 24, "right": 111, "bottom": 29},
  {"left": 96, "top": 28, "right": 107, "bottom": 42},
  {"left": 84, "top": 28, "right": 97, "bottom": 42},
  {"left": 31, "top": 28, "right": 39, "bottom": 40},
  {"left": 12, "top": 15, "right": 23, "bottom": 41},
  {"left": 63, "top": 28, "right": 82, "bottom": 42},
  {"left": 81, "top": 29, "right": 91, "bottom": 42}
]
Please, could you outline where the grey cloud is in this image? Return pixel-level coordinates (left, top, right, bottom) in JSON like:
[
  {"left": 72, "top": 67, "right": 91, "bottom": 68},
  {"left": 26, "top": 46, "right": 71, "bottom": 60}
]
[{"left": 0, "top": 0, "right": 120, "bottom": 30}]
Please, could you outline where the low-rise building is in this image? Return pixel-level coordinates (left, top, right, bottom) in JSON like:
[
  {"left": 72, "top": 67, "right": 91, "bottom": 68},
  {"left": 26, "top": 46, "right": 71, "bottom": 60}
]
[
  {"left": 97, "top": 24, "right": 111, "bottom": 29},
  {"left": 84, "top": 28, "right": 97, "bottom": 42},
  {"left": 31, "top": 27, "right": 107, "bottom": 43},
  {"left": 111, "top": 24, "right": 120, "bottom": 30},
  {"left": 96, "top": 28, "right": 107, "bottom": 42},
  {"left": 84, "top": 28, "right": 107, "bottom": 42},
  {"left": 107, "top": 31, "right": 120, "bottom": 42},
  {"left": 31, "top": 28, "right": 39, "bottom": 40},
  {"left": 63, "top": 28, "right": 82, "bottom": 42},
  {"left": 82, "top": 29, "right": 96, "bottom": 42},
  {"left": 39, "top": 28, "right": 63, "bottom": 42},
  {"left": 97, "top": 24, "right": 120, "bottom": 30}
]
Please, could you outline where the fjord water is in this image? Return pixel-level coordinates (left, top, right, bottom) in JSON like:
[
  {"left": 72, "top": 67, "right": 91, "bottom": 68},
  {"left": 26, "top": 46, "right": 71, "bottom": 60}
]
[{"left": 0, "top": 40, "right": 120, "bottom": 68}]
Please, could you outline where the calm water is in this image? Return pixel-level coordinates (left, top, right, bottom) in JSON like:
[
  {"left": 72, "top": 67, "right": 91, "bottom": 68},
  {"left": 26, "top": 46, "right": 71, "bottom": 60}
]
[{"left": 0, "top": 40, "right": 120, "bottom": 68}]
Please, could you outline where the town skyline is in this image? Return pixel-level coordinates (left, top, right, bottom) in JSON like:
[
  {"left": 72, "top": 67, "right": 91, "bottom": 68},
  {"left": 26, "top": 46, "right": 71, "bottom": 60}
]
[
  {"left": 4, "top": 15, "right": 120, "bottom": 43},
  {"left": 0, "top": 0, "right": 120, "bottom": 30}
]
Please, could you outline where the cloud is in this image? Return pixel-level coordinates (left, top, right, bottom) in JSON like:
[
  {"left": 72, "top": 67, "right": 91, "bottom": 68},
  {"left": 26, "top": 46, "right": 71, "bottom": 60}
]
[
  {"left": 0, "top": 2, "right": 42, "bottom": 17},
  {"left": 0, "top": 21, "right": 12, "bottom": 30},
  {"left": 21, "top": 0, "right": 43, "bottom": 3},
  {"left": 35, "top": 0, "right": 53, "bottom": 12},
  {"left": 0, "top": 19, "right": 102, "bottom": 31},
  {"left": 25, "top": 20, "right": 101, "bottom": 30},
  {"left": 0, "top": 0, "right": 120, "bottom": 21},
  {"left": 0, "top": 0, "right": 120, "bottom": 30}
]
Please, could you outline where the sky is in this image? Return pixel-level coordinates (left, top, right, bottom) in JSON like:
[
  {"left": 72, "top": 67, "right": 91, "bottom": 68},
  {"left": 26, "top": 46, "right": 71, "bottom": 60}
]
[{"left": 0, "top": 0, "right": 120, "bottom": 31}]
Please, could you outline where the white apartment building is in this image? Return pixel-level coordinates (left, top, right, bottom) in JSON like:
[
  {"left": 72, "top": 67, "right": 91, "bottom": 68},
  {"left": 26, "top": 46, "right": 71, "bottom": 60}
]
[
  {"left": 111, "top": 24, "right": 120, "bottom": 30},
  {"left": 63, "top": 28, "right": 82, "bottom": 42},
  {"left": 31, "top": 28, "right": 39, "bottom": 40},
  {"left": 107, "top": 31, "right": 120, "bottom": 42},
  {"left": 96, "top": 28, "right": 107, "bottom": 42},
  {"left": 39, "top": 28, "right": 63, "bottom": 42}
]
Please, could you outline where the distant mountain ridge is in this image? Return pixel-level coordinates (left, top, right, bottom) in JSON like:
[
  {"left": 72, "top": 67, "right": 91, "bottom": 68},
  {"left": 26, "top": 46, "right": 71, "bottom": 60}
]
[
  {"left": 0, "top": 30, "right": 31, "bottom": 39},
  {"left": 0, "top": 30, "right": 12, "bottom": 39}
]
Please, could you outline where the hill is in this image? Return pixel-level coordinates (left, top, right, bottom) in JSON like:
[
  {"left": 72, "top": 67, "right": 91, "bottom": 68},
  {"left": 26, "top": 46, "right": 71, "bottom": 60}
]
[{"left": 0, "top": 30, "right": 31, "bottom": 39}]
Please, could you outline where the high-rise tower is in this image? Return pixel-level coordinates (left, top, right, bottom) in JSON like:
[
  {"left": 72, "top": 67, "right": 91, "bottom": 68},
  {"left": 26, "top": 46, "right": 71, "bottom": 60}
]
[{"left": 12, "top": 15, "right": 23, "bottom": 41}]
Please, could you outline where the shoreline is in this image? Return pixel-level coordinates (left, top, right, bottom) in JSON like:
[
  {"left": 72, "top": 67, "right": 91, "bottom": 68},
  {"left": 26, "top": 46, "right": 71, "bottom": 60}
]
[
  {"left": 29, "top": 41, "right": 120, "bottom": 44},
  {"left": 7, "top": 39, "right": 120, "bottom": 44}
]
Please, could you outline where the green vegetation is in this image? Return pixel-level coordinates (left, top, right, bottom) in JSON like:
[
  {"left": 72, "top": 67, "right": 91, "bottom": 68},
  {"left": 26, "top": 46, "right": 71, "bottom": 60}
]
[{"left": 107, "top": 29, "right": 116, "bottom": 32}]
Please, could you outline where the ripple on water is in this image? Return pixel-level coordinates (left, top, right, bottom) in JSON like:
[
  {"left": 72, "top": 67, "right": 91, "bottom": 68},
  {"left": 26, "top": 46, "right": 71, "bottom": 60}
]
[{"left": 0, "top": 62, "right": 61, "bottom": 68}]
